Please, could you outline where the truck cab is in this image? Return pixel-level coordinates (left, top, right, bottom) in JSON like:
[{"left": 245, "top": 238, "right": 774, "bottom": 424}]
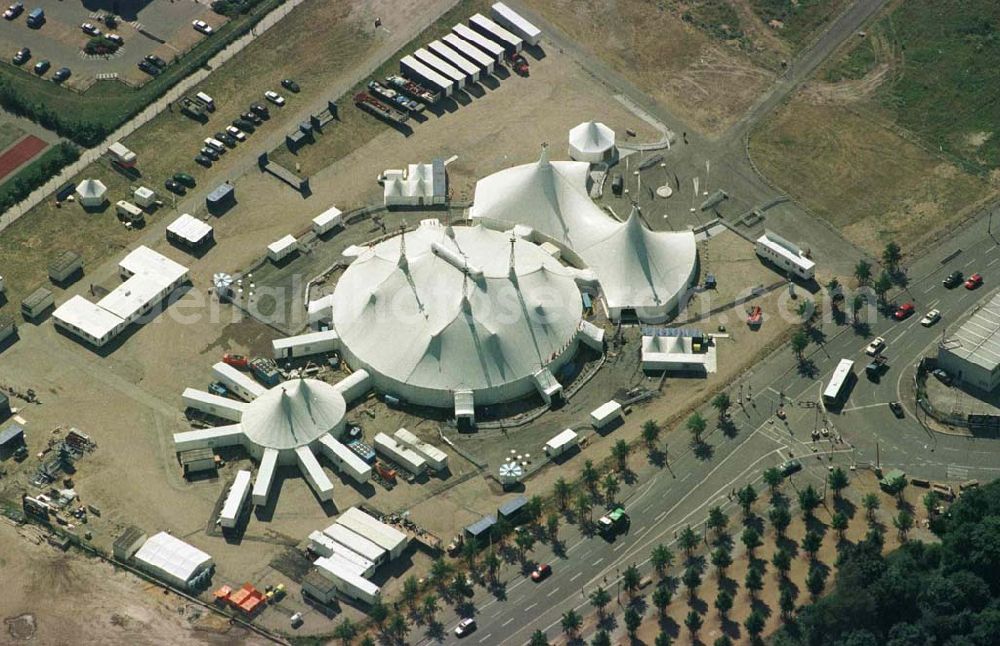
[{"left": 598, "top": 507, "right": 629, "bottom": 538}]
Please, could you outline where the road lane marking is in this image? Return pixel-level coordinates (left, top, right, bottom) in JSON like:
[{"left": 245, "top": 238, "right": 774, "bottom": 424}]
[
  {"left": 502, "top": 618, "right": 514, "bottom": 627},
  {"left": 570, "top": 572, "right": 582, "bottom": 582},
  {"left": 478, "top": 633, "right": 493, "bottom": 643},
  {"left": 546, "top": 587, "right": 561, "bottom": 597},
  {"left": 525, "top": 603, "right": 537, "bottom": 612},
  {"left": 681, "top": 472, "right": 692, "bottom": 482},
  {"left": 593, "top": 558, "right": 604, "bottom": 566},
  {"left": 990, "top": 257, "right": 1000, "bottom": 267},
  {"left": 655, "top": 511, "right": 667, "bottom": 522}
]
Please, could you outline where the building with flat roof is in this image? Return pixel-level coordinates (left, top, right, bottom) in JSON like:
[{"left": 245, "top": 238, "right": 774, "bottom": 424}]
[{"left": 938, "top": 292, "right": 1000, "bottom": 391}]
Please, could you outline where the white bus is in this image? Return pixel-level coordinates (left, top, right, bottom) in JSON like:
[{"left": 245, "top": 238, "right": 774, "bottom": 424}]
[{"left": 823, "top": 359, "right": 855, "bottom": 407}]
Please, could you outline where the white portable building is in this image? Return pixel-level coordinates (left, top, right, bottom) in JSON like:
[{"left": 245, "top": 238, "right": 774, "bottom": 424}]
[
  {"left": 400, "top": 55, "right": 454, "bottom": 97},
  {"left": 413, "top": 48, "right": 468, "bottom": 88},
  {"left": 218, "top": 470, "right": 252, "bottom": 529},
  {"left": 181, "top": 387, "right": 245, "bottom": 422},
  {"left": 568, "top": 121, "right": 617, "bottom": 163},
  {"left": 755, "top": 231, "right": 815, "bottom": 280},
  {"left": 454, "top": 389, "right": 475, "bottom": 424},
  {"left": 428, "top": 40, "right": 481, "bottom": 83},
  {"left": 312, "top": 558, "right": 380, "bottom": 604},
  {"left": 173, "top": 424, "right": 244, "bottom": 453},
  {"left": 322, "top": 522, "right": 387, "bottom": 565},
  {"left": 545, "top": 428, "right": 579, "bottom": 457},
  {"left": 211, "top": 362, "right": 265, "bottom": 401},
  {"left": 308, "top": 529, "right": 340, "bottom": 558},
  {"left": 133, "top": 532, "right": 213, "bottom": 590},
  {"left": 332, "top": 369, "right": 371, "bottom": 403},
  {"left": 443, "top": 33, "right": 496, "bottom": 73},
  {"left": 167, "top": 214, "right": 214, "bottom": 250},
  {"left": 319, "top": 435, "right": 372, "bottom": 483},
  {"left": 336, "top": 507, "right": 409, "bottom": 560},
  {"left": 393, "top": 428, "right": 448, "bottom": 472},
  {"left": 133, "top": 186, "right": 156, "bottom": 208},
  {"left": 296, "top": 445, "right": 335, "bottom": 502},
  {"left": 453, "top": 23, "right": 505, "bottom": 63},
  {"left": 373, "top": 432, "right": 427, "bottom": 476},
  {"left": 317, "top": 544, "right": 376, "bottom": 578},
  {"left": 52, "top": 295, "right": 126, "bottom": 347},
  {"left": 590, "top": 400, "right": 623, "bottom": 429},
  {"left": 272, "top": 329, "right": 340, "bottom": 360},
  {"left": 469, "top": 13, "right": 523, "bottom": 52},
  {"left": 491, "top": 2, "right": 541, "bottom": 46},
  {"left": 115, "top": 200, "right": 143, "bottom": 222},
  {"left": 268, "top": 235, "right": 298, "bottom": 263},
  {"left": 312, "top": 206, "right": 343, "bottom": 236},
  {"left": 252, "top": 448, "right": 279, "bottom": 506}
]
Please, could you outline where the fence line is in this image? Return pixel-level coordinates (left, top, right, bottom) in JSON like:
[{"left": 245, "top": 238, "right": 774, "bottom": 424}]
[{"left": 0, "top": 0, "right": 305, "bottom": 233}]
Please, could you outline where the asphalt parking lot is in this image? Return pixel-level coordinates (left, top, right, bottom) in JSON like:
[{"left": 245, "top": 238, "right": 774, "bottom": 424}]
[{"left": 0, "top": 0, "right": 217, "bottom": 86}]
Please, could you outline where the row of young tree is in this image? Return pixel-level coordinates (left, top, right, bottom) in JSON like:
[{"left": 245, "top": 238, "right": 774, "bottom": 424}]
[{"left": 0, "top": 142, "right": 79, "bottom": 210}]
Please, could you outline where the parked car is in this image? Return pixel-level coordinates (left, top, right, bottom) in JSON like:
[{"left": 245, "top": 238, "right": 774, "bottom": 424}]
[
  {"left": 921, "top": 309, "right": 941, "bottom": 327},
  {"left": 965, "top": 273, "right": 983, "bottom": 289},
  {"left": 164, "top": 179, "right": 186, "bottom": 195},
  {"left": 3, "top": 2, "right": 23, "bottom": 20},
  {"left": 865, "top": 336, "right": 886, "bottom": 356},
  {"left": 137, "top": 60, "right": 159, "bottom": 76},
  {"left": 943, "top": 270, "right": 963, "bottom": 288},
  {"left": 199, "top": 146, "right": 219, "bottom": 161},
  {"left": 250, "top": 103, "right": 269, "bottom": 118},
  {"left": 81, "top": 22, "right": 100, "bottom": 36},
  {"left": 33, "top": 59, "right": 49, "bottom": 75},
  {"left": 779, "top": 459, "right": 802, "bottom": 477},
  {"left": 454, "top": 618, "right": 476, "bottom": 637},
  {"left": 192, "top": 19, "right": 213, "bottom": 34},
  {"left": 144, "top": 54, "right": 167, "bottom": 68},
  {"left": 225, "top": 125, "right": 247, "bottom": 141},
  {"left": 215, "top": 131, "right": 237, "bottom": 147},
  {"left": 173, "top": 172, "right": 196, "bottom": 187},
  {"left": 233, "top": 118, "right": 255, "bottom": 132},
  {"left": 932, "top": 369, "right": 953, "bottom": 385},
  {"left": 12, "top": 46, "right": 29, "bottom": 64},
  {"left": 223, "top": 353, "right": 249, "bottom": 369},
  {"left": 52, "top": 67, "right": 70, "bottom": 82},
  {"left": 106, "top": 33, "right": 124, "bottom": 46},
  {"left": 893, "top": 303, "right": 915, "bottom": 320},
  {"left": 241, "top": 111, "right": 262, "bottom": 125},
  {"left": 281, "top": 78, "right": 300, "bottom": 93},
  {"left": 194, "top": 154, "right": 212, "bottom": 168},
  {"left": 531, "top": 563, "right": 552, "bottom": 582},
  {"left": 889, "top": 401, "right": 905, "bottom": 418},
  {"left": 264, "top": 90, "right": 285, "bottom": 106}
]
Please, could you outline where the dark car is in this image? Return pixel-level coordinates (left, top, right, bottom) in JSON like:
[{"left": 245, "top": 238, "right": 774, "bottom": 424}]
[
  {"left": 888, "top": 401, "right": 904, "bottom": 418},
  {"left": 138, "top": 60, "right": 160, "bottom": 76},
  {"left": 173, "top": 172, "right": 196, "bottom": 187},
  {"left": 250, "top": 103, "right": 269, "bottom": 118},
  {"left": 779, "top": 459, "right": 802, "bottom": 477},
  {"left": 215, "top": 131, "right": 237, "bottom": 147},
  {"left": 932, "top": 369, "right": 953, "bottom": 386},
  {"left": 52, "top": 67, "right": 70, "bottom": 82},
  {"left": 194, "top": 155, "right": 213, "bottom": 168},
  {"left": 199, "top": 146, "right": 219, "bottom": 161},
  {"left": 4, "top": 3, "right": 23, "bottom": 20},
  {"left": 144, "top": 54, "right": 167, "bottom": 68},
  {"left": 165, "top": 179, "right": 186, "bottom": 195},
  {"left": 106, "top": 33, "right": 124, "bottom": 46},
  {"left": 281, "top": 78, "right": 300, "bottom": 93},
  {"left": 943, "top": 270, "right": 963, "bottom": 288},
  {"left": 241, "top": 111, "right": 262, "bottom": 125},
  {"left": 33, "top": 59, "right": 49, "bottom": 75},
  {"left": 12, "top": 46, "right": 29, "bottom": 64}
]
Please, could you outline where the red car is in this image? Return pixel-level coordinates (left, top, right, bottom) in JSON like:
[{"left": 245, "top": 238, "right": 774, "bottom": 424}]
[
  {"left": 222, "top": 353, "right": 249, "bottom": 369},
  {"left": 965, "top": 273, "right": 983, "bottom": 289},
  {"left": 531, "top": 563, "right": 552, "bottom": 582},
  {"left": 893, "top": 303, "right": 915, "bottom": 320}
]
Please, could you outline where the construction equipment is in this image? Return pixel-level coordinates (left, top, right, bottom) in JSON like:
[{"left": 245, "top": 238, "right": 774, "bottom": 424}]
[
  {"left": 367, "top": 80, "right": 423, "bottom": 113},
  {"left": 385, "top": 74, "right": 439, "bottom": 105},
  {"left": 179, "top": 97, "right": 207, "bottom": 122},
  {"left": 354, "top": 92, "right": 408, "bottom": 124},
  {"left": 507, "top": 52, "right": 529, "bottom": 76}
]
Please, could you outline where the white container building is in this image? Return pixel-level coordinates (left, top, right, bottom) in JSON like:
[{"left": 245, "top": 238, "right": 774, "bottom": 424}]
[
  {"left": 252, "top": 448, "right": 279, "bottom": 506},
  {"left": 532, "top": 367, "right": 563, "bottom": 405},
  {"left": 393, "top": 428, "right": 448, "bottom": 472},
  {"left": 322, "top": 522, "right": 388, "bottom": 565},
  {"left": 427, "top": 40, "right": 481, "bottom": 83},
  {"left": 544, "top": 428, "right": 578, "bottom": 457},
  {"left": 132, "top": 532, "right": 213, "bottom": 590},
  {"left": 373, "top": 432, "right": 427, "bottom": 476},
  {"left": 336, "top": 507, "right": 409, "bottom": 560},
  {"left": 312, "top": 557, "right": 380, "bottom": 604},
  {"left": 443, "top": 32, "right": 496, "bottom": 73},
  {"left": 755, "top": 231, "right": 815, "bottom": 280},
  {"left": 211, "top": 361, "right": 265, "bottom": 401},
  {"left": 308, "top": 530, "right": 340, "bottom": 558},
  {"left": 590, "top": 400, "right": 623, "bottom": 429},
  {"left": 173, "top": 424, "right": 243, "bottom": 453},
  {"left": 400, "top": 55, "right": 454, "bottom": 97},
  {"left": 469, "top": 13, "right": 523, "bottom": 52},
  {"left": 413, "top": 48, "right": 468, "bottom": 88},
  {"left": 332, "top": 369, "right": 371, "bottom": 403},
  {"left": 133, "top": 186, "right": 157, "bottom": 208},
  {"left": 272, "top": 329, "right": 340, "bottom": 360},
  {"left": 317, "top": 544, "right": 376, "bottom": 578},
  {"left": 453, "top": 23, "right": 505, "bottom": 63},
  {"left": 307, "top": 294, "right": 335, "bottom": 330},
  {"left": 167, "top": 214, "right": 214, "bottom": 250},
  {"left": 268, "top": 235, "right": 298, "bottom": 263},
  {"left": 181, "top": 387, "right": 246, "bottom": 422},
  {"left": 296, "top": 445, "right": 335, "bottom": 503},
  {"left": 219, "top": 469, "right": 252, "bottom": 529},
  {"left": 491, "top": 2, "right": 541, "bottom": 46},
  {"left": 318, "top": 435, "right": 372, "bottom": 483},
  {"left": 312, "top": 206, "right": 343, "bottom": 236}
]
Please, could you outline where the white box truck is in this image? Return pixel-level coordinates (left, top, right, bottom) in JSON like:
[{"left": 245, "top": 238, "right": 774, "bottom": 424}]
[
  {"left": 544, "top": 429, "right": 578, "bottom": 457},
  {"left": 590, "top": 401, "right": 623, "bottom": 429},
  {"left": 373, "top": 433, "right": 427, "bottom": 475}
]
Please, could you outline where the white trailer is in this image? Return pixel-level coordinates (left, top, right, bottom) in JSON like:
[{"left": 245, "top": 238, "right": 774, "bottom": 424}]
[
  {"left": 544, "top": 428, "right": 579, "bottom": 457},
  {"left": 252, "top": 448, "right": 279, "bottom": 506},
  {"left": 219, "top": 469, "right": 252, "bottom": 529},
  {"left": 173, "top": 424, "right": 243, "bottom": 452},
  {"left": 400, "top": 55, "right": 454, "bottom": 97},
  {"left": 308, "top": 530, "right": 340, "bottom": 558},
  {"left": 115, "top": 200, "right": 144, "bottom": 224},
  {"left": 393, "top": 428, "right": 448, "bottom": 472},
  {"left": 373, "top": 432, "right": 427, "bottom": 476},
  {"left": 453, "top": 23, "right": 505, "bottom": 63},
  {"left": 312, "top": 206, "right": 343, "bottom": 236},
  {"left": 133, "top": 186, "right": 156, "bottom": 208},
  {"left": 333, "top": 369, "right": 371, "bottom": 403},
  {"left": 272, "top": 329, "right": 339, "bottom": 360},
  {"left": 296, "top": 445, "right": 335, "bottom": 502},
  {"left": 181, "top": 387, "right": 246, "bottom": 422},
  {"left": 267, "top": 235, "right": 298, "bottom": 263},
  {"left": 428, "top": 40, "right": 481, "bottom": 83},
  {"left": 491, "top": 2, "right": 541, "bottom": 46},
  {"left": 323, "top": 522, "right": 387, "bottom": 565},
  {"left": 590, "top": 400, "right": 623, "bottom": 429},
  {"left": 313, "top": 557, "right": 380, "bottom": 604},
  {"left": 108, "top": 142, "right": 137, "bottom": 167},
  {"left": 755, "top": 231, "right": 815, "bottom": 280},
  {"left": 413, "top": 48, "right": 468, "bottom": 88},
  {"left": 319, "top": 543, "right": 376, "bottom": 577},
  {"left": 443, "top": 33, "right": 496, "bottom": 73},
  {"left": 336, "top": 507, "right": 409, "bottom": 560},
  {"left": 469, "top": 13, "right": 523, "bottom": 52},
  {"left": 211, "top": 361, "right": 265, "bottom": 401},
  {"left": 319, "top": 435, "right": 372, "bottom": 483}
]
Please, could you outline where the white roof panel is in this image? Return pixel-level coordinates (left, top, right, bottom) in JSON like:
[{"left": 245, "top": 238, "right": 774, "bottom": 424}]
[
  {"left": 52, "top": 295, "right": 124, "bottom": 340},
  {"left": 134, "top": 532, "right": 212, "bottom": 584},
  {"left": 167, "top": 214, "right": 213, "bottom": 244}
]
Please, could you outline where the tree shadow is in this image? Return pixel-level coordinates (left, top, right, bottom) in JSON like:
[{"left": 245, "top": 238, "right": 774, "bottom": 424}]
[
  {"left": 689, "top": 596, "right": 709, "bottom": 615},
  {"left": 833, "top": 496, "right": 857, "bottom": 519},
  {"left": 851, "top": 321, "right": 870, "bottom": 337},
  {"left": 657, "top": 615, "right": 680, "bottom": 638},
  {"left": 720, "top": 419, "right": 739, "bottom": 439},
  {"left": 751, "top": 598, "right": 773, "bottom": 619},
  {"left": 796, "top": 359, "right": 818, "bottom": 378},
  {"left": 770, "top": 491, "right": 789, "bottom": 508},
  {"left": 743, "top": 514, "right": 765, "bottom": 535},
  {"left": 721, "top": 616, "right": 742, "bottom": 640},
  {"left": 622, "top": 468, "right": 639, "bottom": 486},
  {"left": 718, "top": 575, "right": 738, "bottom": 596},
  {"left": 777, "top": 536, "right": 799, "bottom": 557},
  {"left": 832, "top": 308, "right": 847, "bottom": 326},
  {"left": 693, "top": 441, "right": 715, "bottom": 461},
  {"left": 488, "top": 581, "right": 507, "bottom": 601},
  {"left": 807, "top": 326, "right": 826, "bottom": 346},
  {"left": 426, "top": 620, "right": 446, "bottom": 641},
  {"left": 647, "top": 448, "right": 666, "bottom": 467}
]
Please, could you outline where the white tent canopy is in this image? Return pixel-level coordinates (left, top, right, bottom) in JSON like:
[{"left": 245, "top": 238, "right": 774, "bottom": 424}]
[
  {"left": 568, "top": 121, "right": 616, "bottom": 162},
  {"left": 75, "top": 178, "right": 107, "bottom": 207}
]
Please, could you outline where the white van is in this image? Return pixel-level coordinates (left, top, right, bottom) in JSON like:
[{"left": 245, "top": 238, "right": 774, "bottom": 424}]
[
  {"left": 195, "top": 92, "right": 215, "bottom": 111},
  {"left": 204, "top": 137, "right": 226, "bottom": 153}
]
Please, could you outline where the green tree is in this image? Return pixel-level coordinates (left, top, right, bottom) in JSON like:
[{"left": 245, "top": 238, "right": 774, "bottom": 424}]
[
  {"left": 602, "top": 472, "right": 620, "bottom": 503},
  {"left": 449, "top": 573, "right": 471, "bottom": 599},
  {"left": 745, "top": 566, "right": 764, "bottom": 598},
  {"left": 575, "top": 492, "right": 593, "bottom": 525},
  {"left": 529, "top": 630, "right": 549, "bottom": 646},
  {"left": 772, "top": 547, "right": 792, "bottom": 576},
  {"left": 679, "top": 525, "right": 700, "bottom": 556},
  {"left": 581, "top": 460, "right": 600, "bottom": 495},
  {"left": 368, "top": 597, "right": 389, "bottom": 628},
  {"left": 623, "top": 564, "right": 642, "bottom": 597},
  {"left": 461, "top": 538, "right": 478, "bottom": 570},
  {"left": 546, "top": 512, "right": 560, "bottom": 541},
  {"left": 515, "top": 530, "right": 535, "bottom": 559},
  {"left": 591, "top": 630, "right": 611, "bottom": 646},
  {"left": 715, "top": 588, "right": 733, "bottom": 618},
  {"left": 742, "top": 527, "right": 762, "bottom": 556},
  {"left": 798, "top": 484, "right": 822, "bottom": 520},
  {"left": 561, "top": 609, "right": 581, "bottom": 638},
  {"left": 707, "top": 505, "right": 728, "bottom": 538},
  {"left": 852, "top": 293, "right": 866, "bottom": 323},
  {"left": 430, "top": 558, "right": 453, "bottom": 590},
  {"left": 642, "top": 419, "right": 662, "bottom": 451},
  {"left": 554, "top": 477, "right": 572, "bottom": 510},
  {"left": 652, "top": 582, "right": 673, "bottom": 617},
  {"left": 333, "top": 617, "right": 357, "bottom": 645},
  {"left": 685, "top": 610, "right": 704, "bottom": 638},
  {"left": 882, "top": 241, "right": 902, "bottom": 272},
  {"left": 854, "top": 259, "right": 872, "bottom": 286},
  {"left": 769, "top": 504, "right": 792, "bottom": 537},
  {"left": 745, "top": 609, "right": 766, "bottom": 642},
  {"left": 359, "top": 636, "right": 376, "bottom": 646},
  {"left": 712, "top": 392, "right": 732, "bottom": 422},
  {"left": 828, "top": 467, "right": 850, "bottom": 499},
  {"left": 806, "top": 564, "right": 828, "bottom": 598},
  {"left": 923, "top": 491, "right": 941, "bottom": 518},
  {"left": 715, "top": 637, "right": 734, "bottom": 646},
  {"left": 589, "top": 585, "right": 611, "bottom": 617},
  {"left": 779, "top": 582, "right": 797, "bottom": 619},
  {"left": 874, "top": 270, "right": 893, "bottom": 303},
  {"left": 655, "top": 632, "right": 673, "bottom": 646},
  {"left": 611, "top": 438, "right": 631, "bottom": 472},
  {"left": 894, "top": 509, "right": 914, "bottom": 541},
  {"left": 687, "top": 411, "right": 707, "bottom": 443},
  {"left": 737, "top": 484, "right": 758, "bottom": 518},
  {"left": 484, "top": 548, "right": 501, "bottom": 583},
  {"left": 862, "top": 492, "right": 880, "bottom": 521},
  {"left": 651, "top": 543, "right": 674, "bottom": 578},
  {"left": 831, "top": 511, "right": 849, "bottom": 540},
  {"left": 387, "top": 612, "right": 409, "bottom": 641},
  {"left": 526, "top": 495, "right": 544, "bottom": 523},
  {"left": 802, "top": 530, "right": 823, "bottom": 560},
  {"left": 421, "top": 594, "right": 438, "bottom": 624},
  {"left": 826, "top": 277, "right": 841, "bottom": 297},
  {"left": 401, "top": 575, "right": 420, "bottom": 610},
  {"left": 711, "top": 546, "right": 732, "bottom": 578},
  {"left": 791, "top": 328, "right": 809, "bottom": 359},
  {"left": 763, "top": 467, "right": 783, "bottom": 493},
  {"left": 624, "top": 606, "right": 642, "bottom": 638},
  {"left": 682, "top": 564, "right": 702, "bottom": 598}
]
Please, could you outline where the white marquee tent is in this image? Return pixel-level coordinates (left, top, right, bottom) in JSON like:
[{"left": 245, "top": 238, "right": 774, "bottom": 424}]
[
  {"left": 568, "top": 121, "right": 616, "bottom": 163},
  {"left": 75, "top": 178, "right": 107, "bottom": 208}
]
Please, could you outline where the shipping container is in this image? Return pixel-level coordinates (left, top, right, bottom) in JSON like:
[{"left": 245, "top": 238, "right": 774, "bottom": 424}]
[
  {"left": 400, "top": 55, "right": 454, "bottom": 97},
  {"left": 332, "top": 369, "right": 371, "bottom": 403},
  {"left": 490, "top": 2, "right": 542, "bottom": 46},
  {"left": 267, "top": 235, "right": 298, "bottom": 263},
  {"left": 219, "top": 470, "right": 252, "bottom": 528},
  {"left": 590, "top": 400, "right": 623, "bottom": 429},
  {"left": 469, "top": 13, "right": 523, "bottom": 53},
  {"left": 181, "top": 387, "right": 245, "bottom": 422},
  {"left": 442, "top": 33, "right": 496, "bottom": 73},
  {"left": 272, "top": 329, "right": 339, "bottom": 360},
  {"left": 296, "top": 445, "right": 335, "bottom": 502},
  {"left": 312, "top": 558, "right": 380, "bottom": 604},
  {"left": 211, "top": 361, "right": 266, "bottom": 401},
  {"left": 427, "top": 40, "right": 480, "bottom": 83},
  {"left": 393, "top": 428, "right": 448, "bottom": 472},
  {"left": 312, "top": 206, "right": 343, "bottom": 236},
  {"left": 413, "top": 47, "right": 468, "bottom": 87},
  {"left": 453, "top": 23, "right": 505, "bottom": 63},
  {"left": 318, "top": 435, "right": 372, "bottom": 483},
  {"left": 544, "top": 428, "right": 579, "bottom": 457},
  {"left": 373, "top": 432, "right": 427, "bottom": 476},
  {"left": 251, "top": 448, "right": 279, "bottom": 506},
  {"left": 336, "top": 507, "right": 409, "bottom": 559}
]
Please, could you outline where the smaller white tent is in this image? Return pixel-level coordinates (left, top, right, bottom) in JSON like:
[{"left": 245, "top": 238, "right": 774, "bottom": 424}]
[
  {"left": 568, "top": 121, "right": 616, "bottom": 163},
  {"left": 75, "top": 179, "right": 108, "bottom": 208}
]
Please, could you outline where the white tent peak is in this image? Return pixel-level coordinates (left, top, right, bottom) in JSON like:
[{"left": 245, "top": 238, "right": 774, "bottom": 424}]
[{"left": 538, "top": 143, "right": 550, "bottom": 167}]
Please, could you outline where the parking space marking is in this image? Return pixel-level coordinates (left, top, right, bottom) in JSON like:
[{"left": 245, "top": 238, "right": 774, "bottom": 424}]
[
  {"left": 546, "top": 587, "right": 561, "bottom": 598},
  {"left": 570, "top": 572, "right": 582, "bottom": 582}
]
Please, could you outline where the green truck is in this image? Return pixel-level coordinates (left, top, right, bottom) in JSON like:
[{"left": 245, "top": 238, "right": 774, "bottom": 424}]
[{"left": 598, "top": 507, "right": 629, "bottom": 537}]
